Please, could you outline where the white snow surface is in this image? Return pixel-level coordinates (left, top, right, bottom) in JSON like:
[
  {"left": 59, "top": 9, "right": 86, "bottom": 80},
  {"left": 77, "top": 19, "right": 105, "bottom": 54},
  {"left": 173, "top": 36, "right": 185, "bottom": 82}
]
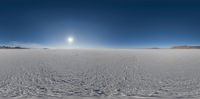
[{"left": 0, "top": 49, "right": 200, "bottom": 99}]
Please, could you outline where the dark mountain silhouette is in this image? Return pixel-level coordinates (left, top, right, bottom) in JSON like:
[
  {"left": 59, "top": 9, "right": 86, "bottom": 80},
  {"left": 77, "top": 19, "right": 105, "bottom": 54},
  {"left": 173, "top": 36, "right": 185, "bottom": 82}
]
[
  {"left": 172, "top": 45, "right": 200, "bottom": 49},
  {"left": 0, "top": 46, "right": 28, "bottom": 49}
]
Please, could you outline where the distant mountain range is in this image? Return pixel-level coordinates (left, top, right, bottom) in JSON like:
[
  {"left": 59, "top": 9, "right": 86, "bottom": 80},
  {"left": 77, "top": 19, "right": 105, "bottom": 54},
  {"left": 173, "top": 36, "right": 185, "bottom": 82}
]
[
  {"left": 0, "top": 46, "right": 28, "bottom": 49},
  {"left": 1, "top": 45, "right": 200, "bottom": 49},
  {"left": 172, "top": 45, "right": 200, "bottom": 49}
]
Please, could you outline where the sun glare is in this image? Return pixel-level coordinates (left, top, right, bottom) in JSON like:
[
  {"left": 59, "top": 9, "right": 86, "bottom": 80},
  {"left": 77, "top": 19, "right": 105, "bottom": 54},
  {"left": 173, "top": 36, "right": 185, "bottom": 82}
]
[{"left": 67, "top": 37, "right": 74, "bottom": 44}]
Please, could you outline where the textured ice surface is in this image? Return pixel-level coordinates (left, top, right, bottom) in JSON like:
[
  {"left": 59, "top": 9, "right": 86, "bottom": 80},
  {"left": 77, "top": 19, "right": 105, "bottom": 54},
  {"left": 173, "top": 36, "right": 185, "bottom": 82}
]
[
  {"left": 0, "top": 49, "right": 200, "bottom": 99},
  {"left": 0, "top": 96, "right": 198, "bottom": 99}
]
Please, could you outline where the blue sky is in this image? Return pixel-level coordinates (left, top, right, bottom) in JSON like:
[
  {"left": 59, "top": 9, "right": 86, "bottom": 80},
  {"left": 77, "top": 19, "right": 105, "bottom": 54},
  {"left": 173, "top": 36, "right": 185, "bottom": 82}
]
[{"left": 0, "top": 0, "right": 200, "bottom": 48}]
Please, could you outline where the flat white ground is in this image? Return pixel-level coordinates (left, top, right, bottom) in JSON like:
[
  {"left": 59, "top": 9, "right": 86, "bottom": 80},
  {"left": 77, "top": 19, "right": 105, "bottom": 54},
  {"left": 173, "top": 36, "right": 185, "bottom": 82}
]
[{"left": 0, "top": 49, "right": 200, "bottom": 99}]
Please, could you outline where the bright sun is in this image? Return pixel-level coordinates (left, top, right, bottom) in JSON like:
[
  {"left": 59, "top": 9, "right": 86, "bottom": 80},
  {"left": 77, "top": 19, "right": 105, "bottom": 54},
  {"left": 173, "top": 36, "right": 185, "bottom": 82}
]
[{"left": 67, "top": 37, "right": 74, "bottom": 44}]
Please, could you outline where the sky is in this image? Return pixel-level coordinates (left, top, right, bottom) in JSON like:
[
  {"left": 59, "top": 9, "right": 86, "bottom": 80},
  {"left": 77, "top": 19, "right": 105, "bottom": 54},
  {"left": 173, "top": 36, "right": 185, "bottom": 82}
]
[{"left": 0, "top": 0, "right": 200, "bottom": 48}]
